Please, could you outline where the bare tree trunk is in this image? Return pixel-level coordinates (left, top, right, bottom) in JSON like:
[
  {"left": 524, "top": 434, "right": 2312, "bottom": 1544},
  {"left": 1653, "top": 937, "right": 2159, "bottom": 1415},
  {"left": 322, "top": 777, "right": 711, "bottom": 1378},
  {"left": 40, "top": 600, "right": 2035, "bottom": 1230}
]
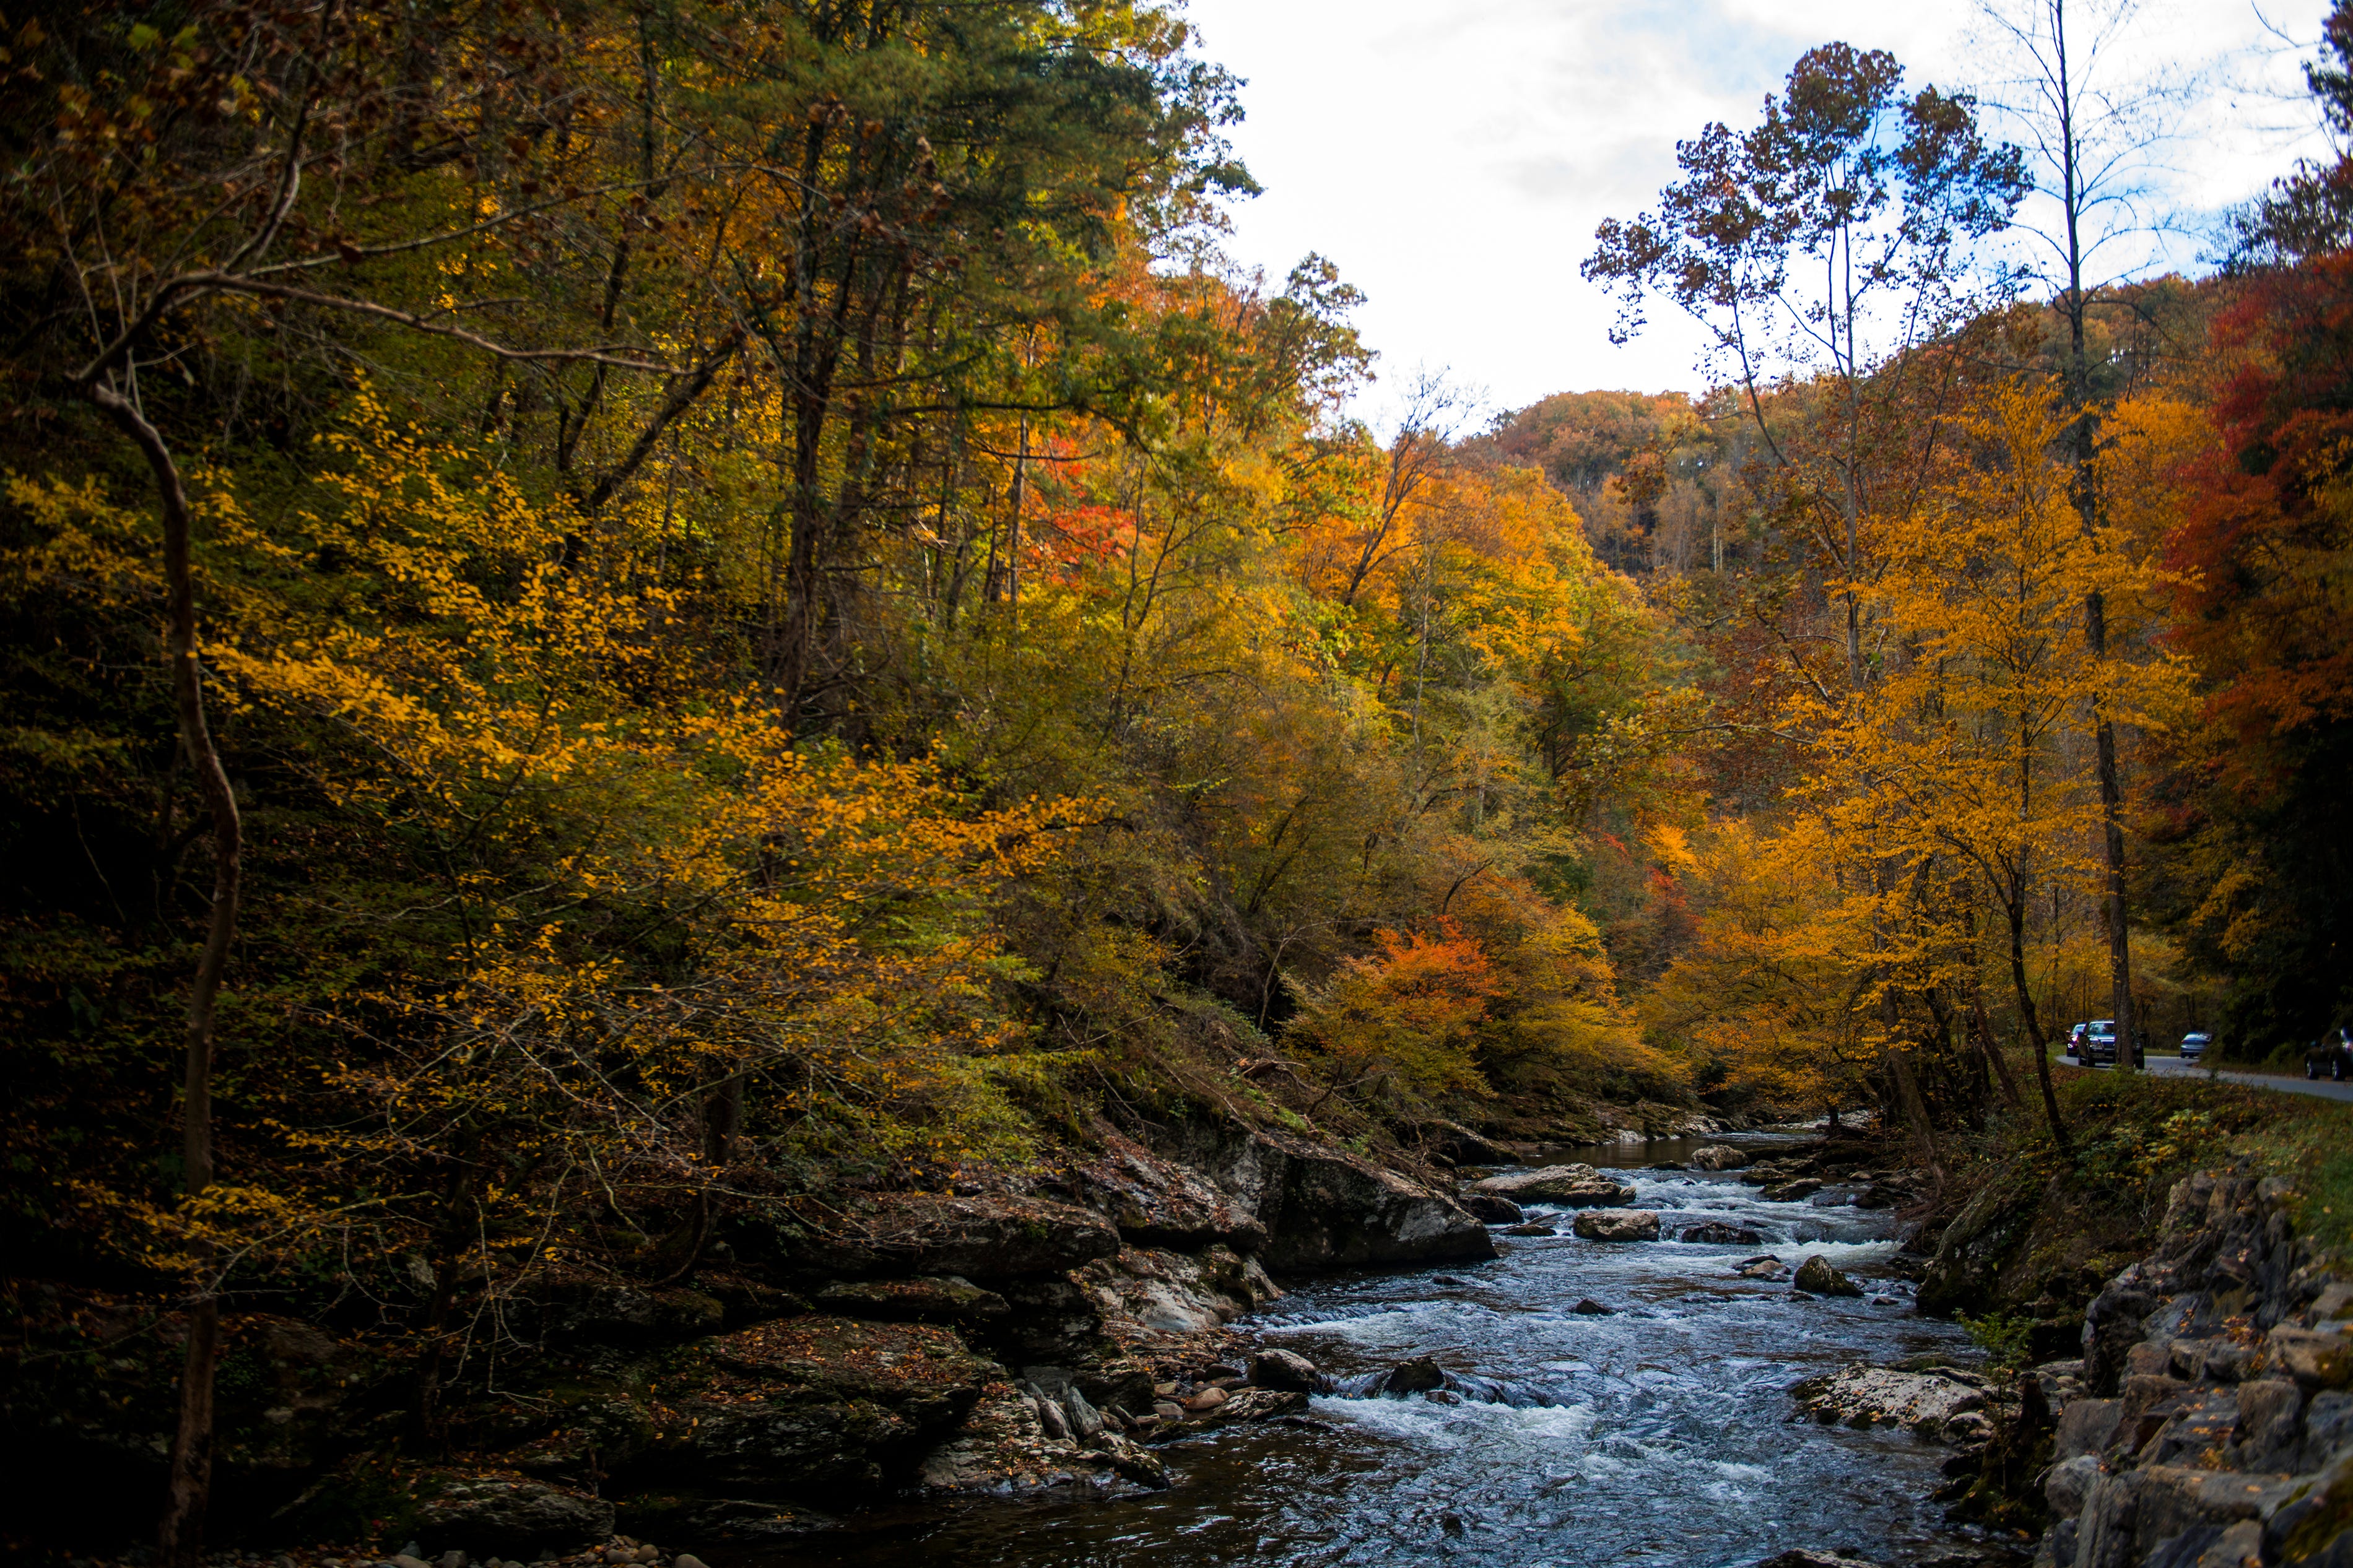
[
  {"left": 2006, "top": 881, "right": 2071, "bottom": 1157},
  {"left": 90, "top": 381, "right": 243, "bottom": 1567}
]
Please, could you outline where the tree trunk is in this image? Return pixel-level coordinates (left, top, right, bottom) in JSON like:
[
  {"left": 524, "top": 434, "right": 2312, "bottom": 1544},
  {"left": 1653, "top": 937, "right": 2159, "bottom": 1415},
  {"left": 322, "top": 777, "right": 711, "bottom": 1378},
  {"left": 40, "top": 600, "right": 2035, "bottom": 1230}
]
[
  {"left": 1887, "top": 1047, "right": 1946, "bottom": 1193},
  {"left": 89, "top": 381, "right": 243, "bottom": 1567},
  {"left": 2006, "top": 883, "right": 2071, "bottom": 1156}
]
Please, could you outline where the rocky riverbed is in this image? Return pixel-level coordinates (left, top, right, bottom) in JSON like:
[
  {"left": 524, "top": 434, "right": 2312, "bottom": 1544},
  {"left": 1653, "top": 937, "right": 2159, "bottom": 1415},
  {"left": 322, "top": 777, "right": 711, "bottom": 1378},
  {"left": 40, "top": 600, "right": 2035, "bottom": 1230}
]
[
  {"left": 716, "top": 1134, "right": 2025, "bottom": 1568},
  {"left": 25, "top": 1124, "right": 2349, "bottom": 1568}
]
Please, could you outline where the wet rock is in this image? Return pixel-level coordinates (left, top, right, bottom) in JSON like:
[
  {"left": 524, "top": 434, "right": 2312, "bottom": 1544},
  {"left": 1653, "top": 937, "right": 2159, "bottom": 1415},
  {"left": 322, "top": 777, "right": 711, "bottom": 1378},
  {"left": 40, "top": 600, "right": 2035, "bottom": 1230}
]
[
  {"left": 1690, "top": 1145, "right": 1752, "bottom": 1171},
  {"left": 917, "top": 1379, "right": 1169, "bottom": 1494},
  {"left": 1793, "top": 1255, "right": 1863, "bottom": 1297},
  {"left": 410, "top": 1471, "right": 615, "bottom": 1554},
  {"left": 1762, "top": 1178, "right": 1827, "bottom": 1203},
  {"left": 1385, "top": 1355, "right": 1447, "bottom": 1395},
  {"left": 1183, "top": 1385, "right": 1227, "bottom": 1412},
  {"left": 1193, "top": 1387, "right": 1310, "bottom": 1425},
  {"left": 1504, "top": 1221, "right": 1557, "bottom": 1237},
  {"left": 1572, "top": 1299, "right": 1615, "bottom": 1315},
  {"left": 1739, "top": 1256, "right": 1791, "bottom": 1280},
  {"left": 1250, "top": 1348, "right": 1323, "bottom": 1392},
  {"left": 1752, "top": 1552, "right": 1883, "bottom": 1568},
  {"left": 813, "top": 1275, "right": 1009, "bottom": 1328},
  {"left": 1461, "top": 1193, "right": 1526, "bottom": 1224},
  {"left": 1063, "top": 1382, "right": 1107, "bottom": 1439},
  {"left": 1681, "top": 1221, "right": 1765, "bottom": 1245},
  {"left": 1468, "top": 1164, "right": 1638, "bottom": 1208},
  {"left": 1573, "top": 1208, "right": 1661, "bottom": 1242},
  {"left": 1792, "top": 1365, "right": 1991, "bottom": 1442}
]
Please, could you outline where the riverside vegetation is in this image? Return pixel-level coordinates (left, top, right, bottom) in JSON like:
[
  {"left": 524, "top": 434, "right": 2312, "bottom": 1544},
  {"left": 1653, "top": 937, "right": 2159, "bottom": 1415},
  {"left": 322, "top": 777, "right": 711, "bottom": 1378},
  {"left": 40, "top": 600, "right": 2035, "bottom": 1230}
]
[{"left": 3, "top": 1, "right": 2353, "bottom": 1566}]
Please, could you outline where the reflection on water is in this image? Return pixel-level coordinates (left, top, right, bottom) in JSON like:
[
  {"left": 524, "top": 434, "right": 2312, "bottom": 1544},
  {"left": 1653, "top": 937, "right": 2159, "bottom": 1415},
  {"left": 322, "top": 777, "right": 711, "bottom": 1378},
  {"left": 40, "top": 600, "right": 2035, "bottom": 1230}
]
[{"left": 736, "top": 1136, "right": 1995, "bottom": 1568}]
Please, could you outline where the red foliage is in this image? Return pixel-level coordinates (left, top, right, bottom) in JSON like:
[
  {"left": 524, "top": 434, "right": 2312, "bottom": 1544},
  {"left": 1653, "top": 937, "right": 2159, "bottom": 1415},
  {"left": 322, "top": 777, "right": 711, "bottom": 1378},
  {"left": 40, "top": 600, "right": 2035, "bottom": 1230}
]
[{"left": 2170, "top": 255, "right": 2353, "bottom": 784}]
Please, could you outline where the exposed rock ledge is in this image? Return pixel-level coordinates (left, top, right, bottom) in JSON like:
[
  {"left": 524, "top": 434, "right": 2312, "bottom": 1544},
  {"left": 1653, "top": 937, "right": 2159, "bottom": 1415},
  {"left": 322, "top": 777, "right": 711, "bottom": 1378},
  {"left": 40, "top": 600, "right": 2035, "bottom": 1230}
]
[{"left": 2009, "top": 1170, "right": 2351, "bottom": 1568}]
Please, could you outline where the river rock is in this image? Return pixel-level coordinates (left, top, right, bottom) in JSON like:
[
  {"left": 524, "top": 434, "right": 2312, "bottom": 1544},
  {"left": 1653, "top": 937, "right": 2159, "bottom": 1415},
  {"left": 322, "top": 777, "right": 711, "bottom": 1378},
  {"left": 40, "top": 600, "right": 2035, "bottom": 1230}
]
[
  {"left": 918, "top": 1379, "right": 1169, "bottom": 1494},
  {"left": 1573, "top": 1208, "right": 1661, "bottom": 1242},
  {"left": 1792, "top": 1364, "right": 1992, "bottom": 1440},
  {"left": 1191, "top": 1387, "right": 1310, "bottom": 1426},
  {"left": 1385, "top": 1355, "right": 1447, "bottom": 1394},
  {"left": 1505, "top": 1221, "right": 1556, "bottom": 1236},
  {"left": 1762, "top": 1177, "right": 1826, "bottom": 1202},
  {"left": 1573, "top": 1298, "right": 1615, "bottom": 1315},
  {"left": 1250, "top": 1348, "right": 1323, "bottom": 1392},
  {"left": 1152, "top": 1122, "right": 1497, "bottom": 1270},
  {"left": 409, "top": 1471, "right": 614, "bottom": 1554},
  {"left": 1058, "top": 1123, "right": 1271, "bottom": 1251},
  {"left": 1068, "top": 1244, "right": 1277, "bottom": 1345},
  {"left": 1690, "top": 1145, "right": 1752, "bottom": 1171},
  {"left": 1468, "top": 1164, "right": 1638, "bottom": 1208},
  {"left": 1462, "top": 1193, "right": 1526, "bottom": 1224},
  {"left": 1752, "top": 1553, "right": 1883, "bottom": 1568},
  {"left": 1681, "top": 1221, "right": 1765, "bottom": 1245},
  {"left": 1738, "top": 1255, "right": 1790, "bottom": 1279},
  {"left": 1793, "top": 1255, "right": 1863, "bottom": 1297}
]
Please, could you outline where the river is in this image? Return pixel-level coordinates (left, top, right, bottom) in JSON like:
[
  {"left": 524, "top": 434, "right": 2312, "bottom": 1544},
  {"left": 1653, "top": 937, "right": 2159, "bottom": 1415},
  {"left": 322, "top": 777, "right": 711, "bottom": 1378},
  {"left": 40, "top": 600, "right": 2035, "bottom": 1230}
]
[{"left": 747, "top": 1135, "right": 2004, "bottom": 1568}]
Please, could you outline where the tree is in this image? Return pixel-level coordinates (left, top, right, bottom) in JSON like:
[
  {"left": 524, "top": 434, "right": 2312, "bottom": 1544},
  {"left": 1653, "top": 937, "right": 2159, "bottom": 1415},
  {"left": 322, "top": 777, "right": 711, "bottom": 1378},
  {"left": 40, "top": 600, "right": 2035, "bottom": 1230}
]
[
  {"left": 1586, "top": 42, "right": 2027, "bottom": 693},
  {"left": 1973, "top": 0, "right": 2206, "bottom": 1073},
  {"left": 1848, "top": 379, "right": 2192, "bottom": 1149}
]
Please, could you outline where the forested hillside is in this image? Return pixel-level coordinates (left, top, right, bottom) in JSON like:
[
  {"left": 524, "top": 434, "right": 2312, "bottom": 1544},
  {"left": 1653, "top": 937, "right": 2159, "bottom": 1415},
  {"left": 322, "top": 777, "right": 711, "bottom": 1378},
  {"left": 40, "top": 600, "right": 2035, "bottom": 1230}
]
[{"left": 2, "top": 0, "right": 2349, "bottom": 1560}]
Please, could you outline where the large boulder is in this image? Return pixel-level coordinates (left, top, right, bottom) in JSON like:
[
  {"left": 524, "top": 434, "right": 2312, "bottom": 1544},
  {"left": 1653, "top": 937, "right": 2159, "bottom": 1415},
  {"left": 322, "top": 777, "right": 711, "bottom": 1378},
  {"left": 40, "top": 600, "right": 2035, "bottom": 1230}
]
[
  {"left": 1069, "top": 1244, "right": 1277, "bottom": 1345},
  {"left": 1690, "top": 1145, "right": 1752, "bottom": 1171},
  {"left": 638, "top": 1315, "right": 996, "bottom": 1497},
  {"left": 916, "top": 1379, "right": 1168, "bottom": 1494},
  {"left": 1058, "top": 1125, "right": 1270, "bottom": 1252},
  {"left": 1151, "top": 1123, "right": 1495, "bottom": 1271},
  {"left": 1681, "top": 1221, "right": 1765, "bottom": 1245},
  {"left": 1468, "top": 1164, "right": 1638, "bottom": 1208},
  {"left": 1573, "top": 1209, "right": 1661, "bottom": 1242}
]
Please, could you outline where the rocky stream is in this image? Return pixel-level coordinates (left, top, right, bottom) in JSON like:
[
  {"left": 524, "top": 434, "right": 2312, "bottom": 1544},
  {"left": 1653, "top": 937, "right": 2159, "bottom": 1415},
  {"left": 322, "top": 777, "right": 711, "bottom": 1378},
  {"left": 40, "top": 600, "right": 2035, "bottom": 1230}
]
[{"left": 736, "top": 1134, "right": 2004, "bottom": 1568}]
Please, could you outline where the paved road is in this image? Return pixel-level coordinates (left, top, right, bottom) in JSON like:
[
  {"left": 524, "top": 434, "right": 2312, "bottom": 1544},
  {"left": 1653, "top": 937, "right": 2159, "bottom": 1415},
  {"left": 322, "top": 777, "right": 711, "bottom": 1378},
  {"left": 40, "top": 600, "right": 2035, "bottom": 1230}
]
[{"left": 2059, "top": 1052, "right": 2353, "bottom": 1103}]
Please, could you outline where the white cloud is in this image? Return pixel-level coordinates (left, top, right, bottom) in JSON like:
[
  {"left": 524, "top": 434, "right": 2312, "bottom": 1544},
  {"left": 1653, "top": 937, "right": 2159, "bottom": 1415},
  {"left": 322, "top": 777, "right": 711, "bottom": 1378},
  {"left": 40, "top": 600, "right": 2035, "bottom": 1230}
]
[{"left": 1178, "top": 0, "right": 2336, "bottom": 416}]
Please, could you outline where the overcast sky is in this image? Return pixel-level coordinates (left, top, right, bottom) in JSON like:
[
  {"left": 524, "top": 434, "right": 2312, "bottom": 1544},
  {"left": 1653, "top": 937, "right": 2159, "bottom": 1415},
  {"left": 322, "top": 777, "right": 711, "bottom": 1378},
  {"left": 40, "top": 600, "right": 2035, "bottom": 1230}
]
[{"left": 1177, "top": 0, "right": 2339, "bottom": 423}]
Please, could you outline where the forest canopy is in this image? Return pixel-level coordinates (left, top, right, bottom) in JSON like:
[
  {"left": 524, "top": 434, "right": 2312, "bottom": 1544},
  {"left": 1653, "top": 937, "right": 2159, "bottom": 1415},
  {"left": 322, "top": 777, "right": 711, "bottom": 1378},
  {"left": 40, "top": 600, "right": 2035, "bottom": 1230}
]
[{"left": 3, "top": 0, "right": 2351, "bottom": 1557}]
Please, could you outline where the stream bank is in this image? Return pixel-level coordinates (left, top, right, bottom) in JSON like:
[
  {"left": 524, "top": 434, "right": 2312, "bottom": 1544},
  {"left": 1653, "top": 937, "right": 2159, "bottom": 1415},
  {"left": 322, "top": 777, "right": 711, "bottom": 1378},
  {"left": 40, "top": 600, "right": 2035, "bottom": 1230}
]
[{"left": 718, "top": 1135, "right": 2010, "bottom": 1568}]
